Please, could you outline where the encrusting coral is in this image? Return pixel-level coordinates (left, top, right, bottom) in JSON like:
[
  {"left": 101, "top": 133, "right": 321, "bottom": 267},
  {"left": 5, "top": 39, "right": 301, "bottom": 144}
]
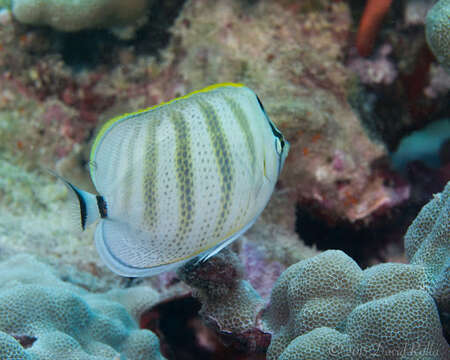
[
  {"left": 425, "top": 0, "right": 450, "bottom": 72},
  {"left": 0, "top": 254, "right": 165, "bottom": 360},
  {"left": 263, "top": 182, "right": 450, "bottom": 359},
  {"left": 177, "top": 248, "right": 271, "bottom": 353},
  {"left": 12, "top": 0, "right": 151, "bottom": 35}
]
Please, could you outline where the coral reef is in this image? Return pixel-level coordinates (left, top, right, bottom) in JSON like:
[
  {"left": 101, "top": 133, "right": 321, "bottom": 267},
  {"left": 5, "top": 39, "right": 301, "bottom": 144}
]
[
  {"left": 405, "top": 180, "right": 450, "bottom": 337},
  {"left": 0, "top": 155, "right": 114, "bottom": 281},
  {"left": 425, "top": 0, "right": 450, "bottom": 72},
  {"left": 0, "top": 76, "right": 91, "bottom": 167},
  {"left": 238, "top": 220, "right": 319, "bottom": 299},
  {"left": 404, "top": 0, "right": 435, "bottom": 26},
  {"left": 12, "top": 0, "right": 151, "bottom": 36},
  {"left": 168, "top": 0, "right": 406, "bottom": 224},
  {"left": 0, "top": 254, "right": 164, "bottom": 359},
  {"left": 349, "top": 0, "right": 448, "bottom": 160},
  {"left": 0, "top": 0, "right": 448, "bottom": 357},
  {"left": 0, "top": 0, "right": 415, "bottom": 225},
  {"left": 177, "top": 248, "right": 270, "bottom": 353},
  {"left": 159, "top": 221, "right": 318, "bottom": 355},
  {"left": 263, "top": 182, "right": 450, "bottom": 359},
  {"left": 348, "top": 44, "right": 397, "bottom": 86}
]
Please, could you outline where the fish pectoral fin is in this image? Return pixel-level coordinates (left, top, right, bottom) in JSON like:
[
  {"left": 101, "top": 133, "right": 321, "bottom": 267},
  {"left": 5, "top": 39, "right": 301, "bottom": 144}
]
[
  {"left": 196, "top": 213, "right": 261, "bottom": 264},
  {"left": 196, "top": 235, "right": 238, "bottom": 264},
  {"left": 255, "top": 178, "right": 264, "bottom": 199}
]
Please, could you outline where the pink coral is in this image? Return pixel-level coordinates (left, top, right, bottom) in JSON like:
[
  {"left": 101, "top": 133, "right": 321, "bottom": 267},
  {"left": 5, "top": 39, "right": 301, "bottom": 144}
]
[
  {"left": 239, "top": 241, "right": 284, "bottom": 300},
  {"left": 348, "top": 44, "right": 398, "bottom": 86}
]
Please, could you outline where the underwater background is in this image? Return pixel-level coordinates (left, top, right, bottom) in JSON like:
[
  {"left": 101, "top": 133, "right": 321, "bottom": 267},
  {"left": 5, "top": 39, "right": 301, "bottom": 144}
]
[{"left": 0, "top": 0, "right": 449, "bottom": 359}]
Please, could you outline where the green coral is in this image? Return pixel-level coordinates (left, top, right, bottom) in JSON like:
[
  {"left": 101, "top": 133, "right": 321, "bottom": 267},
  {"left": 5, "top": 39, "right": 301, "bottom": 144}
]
[
  {"left": 0, "top": 254, "right": 164, "bottom": 360},
  {"left": 264, "top": 183, "right": 450, "bottom": 359},
  {"left": 12, "top": 0, "right": 151, "bottom": 33},
  {"left": 426, "top": 0, "right": 450, "bottom": 72},
  {"left": 405, "top": 181, "right": 450, "bottom": 338}
]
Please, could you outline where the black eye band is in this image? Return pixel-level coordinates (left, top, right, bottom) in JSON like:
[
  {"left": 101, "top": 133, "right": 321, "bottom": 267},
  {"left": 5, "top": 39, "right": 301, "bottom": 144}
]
[
  {"left": 256, "top": 95, "right": 266, "bottom": 113},
  {"left": 256, "top": 95, "right": 285, "bottom": 149}
]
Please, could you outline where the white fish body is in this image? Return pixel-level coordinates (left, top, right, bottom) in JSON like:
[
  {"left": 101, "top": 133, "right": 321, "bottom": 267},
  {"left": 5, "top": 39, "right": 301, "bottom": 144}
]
[{"left": 63, "top": 83, "right": 289, "bottom": 277}]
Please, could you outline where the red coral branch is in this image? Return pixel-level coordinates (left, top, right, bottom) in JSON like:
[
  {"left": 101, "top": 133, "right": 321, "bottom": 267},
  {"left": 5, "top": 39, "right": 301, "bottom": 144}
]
[{"left": 356, "top": 0, "right": 393, "bottom": 57}]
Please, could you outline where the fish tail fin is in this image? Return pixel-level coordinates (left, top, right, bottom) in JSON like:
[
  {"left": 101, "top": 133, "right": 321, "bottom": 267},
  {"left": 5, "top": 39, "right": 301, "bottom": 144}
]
[{"left": 47, "top": 170, "right": 106, "bottom": 232}]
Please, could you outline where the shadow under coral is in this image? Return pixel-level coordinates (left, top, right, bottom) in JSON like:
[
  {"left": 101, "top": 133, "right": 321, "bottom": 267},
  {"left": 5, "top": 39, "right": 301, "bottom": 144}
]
[{"left": 141, "top": 296, "right": 265, "bottom": 360}]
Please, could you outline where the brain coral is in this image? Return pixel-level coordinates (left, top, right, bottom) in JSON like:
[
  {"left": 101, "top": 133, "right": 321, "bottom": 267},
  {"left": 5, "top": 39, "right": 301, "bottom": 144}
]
[
  {"left": 405, "top": 180, "right": 450, "bottom": 339},
  {"left": 426, "top": 0, "right": 450, "bottom": 72},
  {"left": 264, "top": 182, "right": 450, "bottom": 359},
  {"left": 0, "top": 254, "right": 165, "bottom": 360}
]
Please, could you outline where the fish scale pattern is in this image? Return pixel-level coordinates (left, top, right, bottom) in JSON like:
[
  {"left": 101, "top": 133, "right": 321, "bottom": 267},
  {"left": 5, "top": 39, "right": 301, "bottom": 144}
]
[
  {"left": 264, "top": 182, "right": 450, "bottom": 360},
  {"left": 0, "top": 254, "right": 165, "bottom": 360}
]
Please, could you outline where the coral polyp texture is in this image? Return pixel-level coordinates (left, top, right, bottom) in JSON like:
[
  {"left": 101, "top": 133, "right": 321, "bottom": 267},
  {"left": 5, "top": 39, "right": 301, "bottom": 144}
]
[
  {"left": 425, "top": 0, "right": 450, "bottom": 72},
  {"left": 12, "top": 0, "right": 151, "bottom": 33},
  {"left": 0, "top": 254, "right": 165, "bottom": 360},
  {"left": 264, "top": 182, "right": 450, "bottom": 360},
  {"left": 405, "top": 180, "right": 450, "bottom": 336}
]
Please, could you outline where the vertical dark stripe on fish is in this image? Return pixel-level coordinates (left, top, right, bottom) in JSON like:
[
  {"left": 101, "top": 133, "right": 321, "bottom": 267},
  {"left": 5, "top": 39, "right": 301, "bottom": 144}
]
[
  {"left": 197, "top": 99, "right": 234, "bottom": 239},
  {"left": 171, "top": 111, "right": 195, "bottom": 241},
  {"left": 143, "top": 115, "right": 161, "bottom": 229},
  {"left": 122, "top": 122, "right": 141, "bottom": 212},
  {"left": 224, "top": 96, "right": 256, "bottom": 174}
]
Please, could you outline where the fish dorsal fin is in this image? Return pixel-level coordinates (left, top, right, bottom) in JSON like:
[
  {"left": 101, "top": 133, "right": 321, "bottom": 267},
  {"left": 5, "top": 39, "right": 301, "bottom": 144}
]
[{"left": 90, "top": 82, "right": 246, "bottom": 172}]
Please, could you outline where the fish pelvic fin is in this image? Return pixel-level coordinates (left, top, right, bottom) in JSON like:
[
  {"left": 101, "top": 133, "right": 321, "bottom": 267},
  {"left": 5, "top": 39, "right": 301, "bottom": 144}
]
[{"left": 47, "top": 170, "right": 106, "bottom": 231}]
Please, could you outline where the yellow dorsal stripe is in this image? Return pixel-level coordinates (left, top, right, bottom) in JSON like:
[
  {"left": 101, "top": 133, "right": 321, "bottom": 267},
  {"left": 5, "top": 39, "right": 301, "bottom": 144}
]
[{"left": 89, "top": 83, "right": 245, "bottom": 166}]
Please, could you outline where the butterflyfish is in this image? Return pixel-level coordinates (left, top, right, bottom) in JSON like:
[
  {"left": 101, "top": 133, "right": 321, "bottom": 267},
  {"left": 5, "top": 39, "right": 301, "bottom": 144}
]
[{"left": 59, "top": 83, "right": 289, "bottom": 277}]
